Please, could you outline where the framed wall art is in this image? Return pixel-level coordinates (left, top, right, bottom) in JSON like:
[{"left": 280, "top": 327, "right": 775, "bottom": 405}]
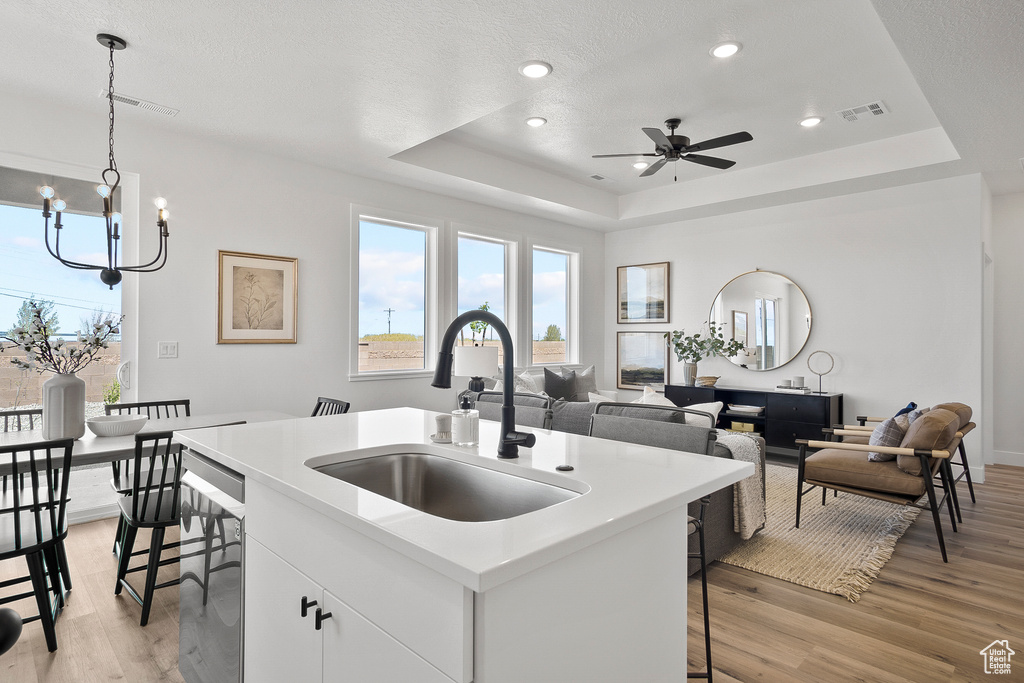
[
  {"left": 616, "top": 262, "right": 669, "bottom": 323},
  {"left": 218, "top": 250, "right": 297, "bottom": 344},
  {"left": 616, "top": 331, "right": 668, "bottom": 391}
]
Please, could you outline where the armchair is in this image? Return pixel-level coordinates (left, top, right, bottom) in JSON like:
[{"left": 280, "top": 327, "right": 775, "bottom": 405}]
[{"left": 796, "top": 406, "right": 964, "bottom": 562}]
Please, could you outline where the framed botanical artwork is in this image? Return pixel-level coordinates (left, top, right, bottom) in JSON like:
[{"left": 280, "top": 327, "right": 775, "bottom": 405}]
[
  {"left": 617, "top": 262, "right": 669, "bottom": 323},
  {"left": 732, "top": 310, "right": 748, "bottom": 345},
  {"left": 617, "top": 332, "right": 668, "bottom": 391},
  {"left": 218, "top": 250, "right": 297, "bottom": 344}
]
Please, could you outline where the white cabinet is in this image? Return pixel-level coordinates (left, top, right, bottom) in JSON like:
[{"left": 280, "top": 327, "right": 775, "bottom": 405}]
[{"left": 246, "top": 537, "right": 454, "bottom": 683}]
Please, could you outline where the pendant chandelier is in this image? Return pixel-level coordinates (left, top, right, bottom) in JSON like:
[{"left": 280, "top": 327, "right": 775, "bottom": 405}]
[{"left": 40, "top": 33, "right": 169, "bottom": 289}]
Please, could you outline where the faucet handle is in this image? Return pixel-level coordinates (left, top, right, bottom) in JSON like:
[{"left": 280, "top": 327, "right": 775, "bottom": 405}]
[{"left": 505, "top": 431, "right": 537, "bottom": 448}]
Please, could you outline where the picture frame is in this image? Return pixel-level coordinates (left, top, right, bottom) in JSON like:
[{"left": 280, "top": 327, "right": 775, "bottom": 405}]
[
  {"left": 616, "top": 331, "right": 668, "bottom": 391},
  {"left": 617, "top": 262, "right": 669, "bottom": 323},
  {"left": 732, "top": 310, "right": 748, "bottom": 345},
  {"left": 218, "top": 250, "right": 297, "bottom": 344}
]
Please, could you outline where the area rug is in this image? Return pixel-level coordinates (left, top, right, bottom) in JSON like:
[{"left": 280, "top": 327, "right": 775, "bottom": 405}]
[{"left": 718, "top": 463, "right": 920, "bottom": 602}]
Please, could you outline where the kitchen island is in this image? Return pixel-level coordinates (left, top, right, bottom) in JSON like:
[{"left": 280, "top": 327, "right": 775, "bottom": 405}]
[{"left": 175, "top": 407, "right": 753, "bottom": 683}]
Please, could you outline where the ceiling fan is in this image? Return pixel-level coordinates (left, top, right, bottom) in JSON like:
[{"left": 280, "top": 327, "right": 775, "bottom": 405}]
[{"left": 593, "top": 118, "right": 753, "bottom": 180}]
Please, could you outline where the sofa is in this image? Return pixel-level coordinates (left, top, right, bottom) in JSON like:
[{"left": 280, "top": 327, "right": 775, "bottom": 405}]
[{"left": 465, "top": 382, "right": 766, "bottom": 575}]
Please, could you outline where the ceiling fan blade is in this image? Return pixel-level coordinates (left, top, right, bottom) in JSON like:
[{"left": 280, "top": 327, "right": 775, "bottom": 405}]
[
  {"left": 639, "top": 158, "right": 667, "bottom": 177},
  {"left": 592, "top": 153, "right": 660, "bottom": 158},
  {"left": 680, "top": 154, "right": 736, "bottom": 169},
  {"left": 683, "top": 131, "right": 753, "bottom": 153},
  {"left": 642, "top": 127, "right": 673, "bottom": 150}
]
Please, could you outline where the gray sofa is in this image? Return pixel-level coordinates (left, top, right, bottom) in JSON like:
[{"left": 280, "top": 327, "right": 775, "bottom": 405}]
[{"left": 468, "top": 391, "right": 765, "bottom": 574}]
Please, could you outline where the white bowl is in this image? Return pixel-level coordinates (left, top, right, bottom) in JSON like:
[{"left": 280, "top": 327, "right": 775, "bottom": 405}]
[{"left": 86, "top": 414, "right": 149, "bottom": 437}]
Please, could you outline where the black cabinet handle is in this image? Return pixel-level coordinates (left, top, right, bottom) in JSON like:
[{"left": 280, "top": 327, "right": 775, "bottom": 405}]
[
  {"left": 301, "top": 596, "right": 317, "bottom": 618},
  {"left": 315, "top": 607, "right": 332, "bottom": 631}
]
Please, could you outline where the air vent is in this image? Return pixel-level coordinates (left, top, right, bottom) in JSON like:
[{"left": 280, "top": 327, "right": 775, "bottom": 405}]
[
  {"left": 98, "top": 90, "right": 179, "bottom": 117},
  {"left": 836, "top": 100, "right": 889, "bottom": 122},
  {"left": 589, "top": 174, "right": 607, "bottom": 181}
]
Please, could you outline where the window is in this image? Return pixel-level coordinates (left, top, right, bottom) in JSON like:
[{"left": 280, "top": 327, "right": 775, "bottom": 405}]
[
  {"left": 456, "top": 233, "right": 511, "bottom": 363},
  {"left": 356, "top": 216, "right": 433, "bottom": 374},
  {"left": 532, "top": 247, "right": 571, "bottom": 364},
  {"left": 754, "top": 296, "right": 777, "bottom": 370},
  {"left": 1, "top": 175, "right": 122, "bottom": 411}
]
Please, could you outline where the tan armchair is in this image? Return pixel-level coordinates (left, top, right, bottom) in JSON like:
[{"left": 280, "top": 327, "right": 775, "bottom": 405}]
[{"left": 796, "top": 406, "right": 966, "bottom": 562}]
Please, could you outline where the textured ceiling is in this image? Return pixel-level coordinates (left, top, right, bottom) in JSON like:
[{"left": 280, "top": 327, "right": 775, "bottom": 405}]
[{"left": 0, "top": 0, "right": 1020, "bottom": 230}]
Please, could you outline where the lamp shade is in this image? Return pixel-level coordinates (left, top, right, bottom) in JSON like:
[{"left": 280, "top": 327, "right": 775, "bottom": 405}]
[{"left": 453, "top": 345, "right": 498, "bottom": 378}]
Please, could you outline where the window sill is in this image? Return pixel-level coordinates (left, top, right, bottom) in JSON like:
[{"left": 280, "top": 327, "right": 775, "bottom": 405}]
[{"left": 348, "top": 369, "right": 434, "bottom": 382}]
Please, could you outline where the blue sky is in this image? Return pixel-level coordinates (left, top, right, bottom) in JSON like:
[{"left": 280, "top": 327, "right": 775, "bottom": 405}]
[
  {"left": 358, "top": 221, "right": 567, "bottom": 339},
  {"left": 0, "top": 203, "right": 122, "bottom": 335}
]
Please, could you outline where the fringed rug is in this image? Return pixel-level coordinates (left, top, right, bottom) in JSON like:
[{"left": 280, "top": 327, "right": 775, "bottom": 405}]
[{"left": 718, "top": 463, "right": 920, "bottom": 602}]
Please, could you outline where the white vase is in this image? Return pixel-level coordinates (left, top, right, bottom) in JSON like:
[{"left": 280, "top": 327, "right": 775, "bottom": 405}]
[
  {"left": 42, "top": 372, "right": 86, "bottom": 440},
  {"left": 682, "top": 362, "right": 698, "bottom": 387}
]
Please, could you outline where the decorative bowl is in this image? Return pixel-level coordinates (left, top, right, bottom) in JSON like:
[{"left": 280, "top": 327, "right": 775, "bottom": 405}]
[
  {"left": 728, "top": 404, "right": 764, "bottom": 415},
  {"left": 86, "top": 414, "right": 149, "bottom": 437},
  {"left": 696, "top": 376, "right": 720, "bottom": 387}
]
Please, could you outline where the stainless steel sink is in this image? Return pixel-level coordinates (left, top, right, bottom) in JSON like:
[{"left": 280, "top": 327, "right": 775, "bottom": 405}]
[{"left": 311, "top": 451, "right": 580, "bottom": 522}]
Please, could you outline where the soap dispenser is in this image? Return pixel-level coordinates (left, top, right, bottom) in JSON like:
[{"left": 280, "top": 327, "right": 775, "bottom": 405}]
[{"left": 452, "top": 395, "right": 479, "bottom": 447}]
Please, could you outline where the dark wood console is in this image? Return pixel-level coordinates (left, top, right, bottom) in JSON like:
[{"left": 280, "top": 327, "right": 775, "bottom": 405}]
[{"left": 665, "top": 384, "right": 843, "bottom": 457}]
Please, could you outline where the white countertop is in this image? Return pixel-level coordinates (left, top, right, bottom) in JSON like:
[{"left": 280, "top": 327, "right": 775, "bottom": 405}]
[{"left": 174, "top": 407, "right": 753, "bottom": 592}]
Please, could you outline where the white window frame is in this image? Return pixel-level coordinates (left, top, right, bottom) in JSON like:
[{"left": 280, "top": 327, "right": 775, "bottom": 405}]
[
  {"left": 0, "top": 151, "right": 139, "bottom": 400},
  {"left": 527, "top": 241, "right": 579, "bottom": 366},
  {"left": 349, "top": 205, "right": 443, "bottom": 381}
]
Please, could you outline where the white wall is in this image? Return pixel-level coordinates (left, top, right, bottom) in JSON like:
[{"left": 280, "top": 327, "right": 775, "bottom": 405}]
[
  {"left": 992, "top": 192, "right": 1024, "bottom": 466},
  {"left": 2, "top": 92, "right": 605, "bottom": 416},
  {"left": 605, "top": 176, "right": 987, "bottom": 465}
]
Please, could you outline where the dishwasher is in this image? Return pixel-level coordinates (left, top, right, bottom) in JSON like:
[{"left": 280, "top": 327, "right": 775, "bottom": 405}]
[{"left": 179, "top": 448, "right": 246, "bottom": 683}]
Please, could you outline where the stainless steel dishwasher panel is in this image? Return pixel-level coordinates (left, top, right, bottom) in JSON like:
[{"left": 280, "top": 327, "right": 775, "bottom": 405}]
[{"left": 179, "top": 454, "right": 245, "bottom": 683}]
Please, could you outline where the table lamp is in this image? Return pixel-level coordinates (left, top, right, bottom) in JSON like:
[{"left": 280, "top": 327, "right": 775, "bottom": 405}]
[{"left": 453, "top": 345, "right": 499, "bottom": 392}]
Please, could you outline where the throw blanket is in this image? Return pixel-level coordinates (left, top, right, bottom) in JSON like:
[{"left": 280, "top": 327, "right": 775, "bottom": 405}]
[{"left": 716, "top": 433, "right": 766, "bottom": 540}]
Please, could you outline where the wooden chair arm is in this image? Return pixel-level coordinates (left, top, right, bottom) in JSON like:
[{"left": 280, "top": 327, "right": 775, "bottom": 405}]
[
  {"left": 833, "top": 428, "right": 872, "bottom": 437},
  {"left": 796, "top": 439, "right": 950, "bottom": 459},
  {"left": 842, "top": 425, "right": 874, "bottom": 431},
  {"left": 856, "top": 416, "right": 887, "bottom": 425},
  {"left": 957, "top": 422, "right": 976, "bottom": 438}
]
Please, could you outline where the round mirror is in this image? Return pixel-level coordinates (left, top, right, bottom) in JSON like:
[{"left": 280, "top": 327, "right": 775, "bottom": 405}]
[{"left": 709, "top": 270, "right": 811, "bottom": 371}]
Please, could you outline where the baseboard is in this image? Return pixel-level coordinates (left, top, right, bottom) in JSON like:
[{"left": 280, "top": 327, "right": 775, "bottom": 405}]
[
  {"left": 69, "top": 503, "right": 120, "bottom": 525},
  {"left": 993, "top": 450, "right": 1024, "bottom": 467}
]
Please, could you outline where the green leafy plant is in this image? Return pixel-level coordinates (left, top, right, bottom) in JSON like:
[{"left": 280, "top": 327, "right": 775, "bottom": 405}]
[
  {"left": 103, "top": 379, "right": 121, "bottom": 405},
  {"left": 542, "top": 324, "right": 563, "bottom": 342},
  {"left": 468, "top": 302, "right": 491, "bottom": 342},
  {"left": 664, "top": 322, "right": 744, "bottom": 365}
]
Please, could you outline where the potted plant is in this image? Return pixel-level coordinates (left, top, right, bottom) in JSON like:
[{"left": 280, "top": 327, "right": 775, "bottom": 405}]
[
  {"left": 2, "top": 302, "right": 121, "bottom": 439},
  {"left": 664, "top": 322, "right": 745, "bottom": 387}
]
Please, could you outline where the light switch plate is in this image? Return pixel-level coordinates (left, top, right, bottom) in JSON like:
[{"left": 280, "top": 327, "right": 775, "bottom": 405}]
[{"left": 157, "top": 341, "right": 178, "bottom": 359}]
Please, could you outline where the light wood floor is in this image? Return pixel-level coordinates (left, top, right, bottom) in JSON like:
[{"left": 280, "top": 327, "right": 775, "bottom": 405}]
[{"left": 1, "top": 466, "right": 1021, "bottom": 682}]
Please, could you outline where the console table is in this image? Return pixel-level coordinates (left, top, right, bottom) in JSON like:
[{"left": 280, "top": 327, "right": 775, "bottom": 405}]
[{"left": 665, "top": 384, "right": 843, "bottom": 457}]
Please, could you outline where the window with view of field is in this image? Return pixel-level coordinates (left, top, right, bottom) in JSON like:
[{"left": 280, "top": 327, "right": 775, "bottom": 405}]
[
  {"left": 357, "top": 218, "right": 429, "bottom": 373},
  {"left": 532, "top": 247, "right": 570, "bottom": 364},
  {"left": 457, "top": 234, "right": 508, "bottom": 364},
  {"left": 0, "top": 201, "right": 122, "bottom": 411}
]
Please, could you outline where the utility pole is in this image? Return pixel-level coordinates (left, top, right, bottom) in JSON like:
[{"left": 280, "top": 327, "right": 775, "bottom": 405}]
[{"left": 383, "top": 308, "right": 395, "bottom": 335}]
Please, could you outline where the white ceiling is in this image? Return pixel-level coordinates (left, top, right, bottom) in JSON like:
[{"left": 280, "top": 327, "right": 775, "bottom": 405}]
[{"left": 2, "top": 0, "right": 1021, "bottom": 231}]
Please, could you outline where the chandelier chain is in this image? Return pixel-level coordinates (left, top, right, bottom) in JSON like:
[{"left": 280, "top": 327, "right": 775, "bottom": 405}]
[{"left": 107, "top": 42, "right": 117, "bottom": 173}]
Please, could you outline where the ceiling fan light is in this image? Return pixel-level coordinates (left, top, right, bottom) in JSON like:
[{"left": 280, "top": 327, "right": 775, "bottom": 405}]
[
  {"left": 800, "top": 116, "right": 823, "bottom": 127},
  {"left": 633, "top": 161, "right": 649, "bottom": 170},
  {"left": 519, "top": 61, "right": 552, "bottom": 78},
  {"left": 525, "top": 117, "right": 547, "bottom": 127},
  {"left": 710, "top": 42, "right": 741, "bottom": 58}
]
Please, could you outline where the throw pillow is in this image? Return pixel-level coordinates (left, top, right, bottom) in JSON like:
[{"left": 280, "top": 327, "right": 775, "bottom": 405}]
[
  {"left": 572, "top": 365, "right": 598, "bottom": 401},
  {"left": 894, "top": 406, "right": 929, "bottom": 433},
  {"left": 514, "top": 371, "right": 540, "bottom": 394},
  {"left": 893, "top": 401, "right": 918, "bottom": 418},
  {"left": 492, "top": 380, "right": 503, "bottom": 392},
  {"left": 867, "top": 417, "right": 906, "bottom": 462},
  {"left": 631, "top": 386, "right": 675, "bottom": 407},
  {"left": 588, "top": 392, "right": 612, "bottom": 403},
  {"left": 545, "top": 367, "right": 577, "bottom": 401},
  {"left": 684, "top": 401, "right": 724, "bottom": 429}
]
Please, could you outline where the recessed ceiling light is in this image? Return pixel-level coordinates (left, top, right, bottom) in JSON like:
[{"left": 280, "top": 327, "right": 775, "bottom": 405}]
[
  {"left": 519, "top": 60, "right": 552, "bottom": 78},
  {"left": 633, "top": 161, "right": 650, "bottom": 170},
  {"left": 710, "top": 42, "right": 741, "bottom": 58},
  {"left": 525, "top": 117, "right": 547, "bottom": 127},
  {"left": 800, "top": 116, "right": 823, "bottom": 127}
]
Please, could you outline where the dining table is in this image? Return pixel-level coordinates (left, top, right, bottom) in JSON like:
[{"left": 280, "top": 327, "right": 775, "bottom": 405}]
[{"left": 0, "top": 410, "right": 297, "bottom": 476}]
